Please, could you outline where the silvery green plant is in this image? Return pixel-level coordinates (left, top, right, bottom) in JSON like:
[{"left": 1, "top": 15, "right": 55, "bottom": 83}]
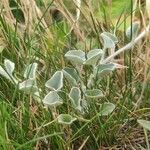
[
  {"left": 42, "top": 32, "right": 123, "bottom": 125},
  {"left": 1, "top": 22, "right": 148, "bottom": 125},
  {"left": 0, "top": 60, "right": 40, "bottom": 102}
]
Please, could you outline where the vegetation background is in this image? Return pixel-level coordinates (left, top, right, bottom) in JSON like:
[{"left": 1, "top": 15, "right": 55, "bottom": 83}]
[{"left": 0, "top": 0, "right": 150, "bottom": 149}]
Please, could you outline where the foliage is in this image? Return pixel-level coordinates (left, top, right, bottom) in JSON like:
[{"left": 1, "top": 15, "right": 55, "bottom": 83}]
[
  {"left": 0, "top": 0, "right": 150, "bottom": 149},
  {"left": 0, "top": 31, "right": 119, "bottom": 122}
]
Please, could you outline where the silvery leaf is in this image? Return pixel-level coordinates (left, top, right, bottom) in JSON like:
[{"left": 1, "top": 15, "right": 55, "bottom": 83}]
[
  {"left": 65, "top": 50, "right": 85, "bottom": 65},
  {"left": 69, "top": 87, "right": 81, "bottom": 111},
  {"left": 99, "top": 102, "right": 115, "bottom": 116},
  {"left": 45, "top": 71, "right": 63, "bottom": 91},
  {"left": 84, "top": 49, "right": 103, "bottom": 65},
  {"left": 63, "top": 67, "right": 79, "bottom": 86},
  {"left": 94, "top": 63, "right": 116, "bottom": 78},
  {"left": 102, "top": 32, "right": 118, "bottom": 43},
  {"left": 42, "top": 91, "right": 63, "bottom": 107},
  {"left": 0, "top": 59, "right": 18, "bottom": 83},
  {"left": 85, "top": 89, "right": 103, "bottom": 99},
  {"left": 57, "top": 114, "right": 77, "bottom": 125},
  {"left": 24, "top": 63, "right": 38, "bottom": 78},
  {"left": 126, "top": 22, "right": 140, "bottom": 40},
  {"left": 4, "top": 59, "right": 15, "bottom": 75},
  {"left": 101, "top": 32, "right": 117, "bottom": 48},
  {"left": 19, "top": 78, "right": 38, "bottom": 93}
]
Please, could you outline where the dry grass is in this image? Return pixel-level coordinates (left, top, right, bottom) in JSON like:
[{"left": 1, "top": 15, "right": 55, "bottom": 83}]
[{"left": 0, "top": 0, "right": 150, "bottom": 149}]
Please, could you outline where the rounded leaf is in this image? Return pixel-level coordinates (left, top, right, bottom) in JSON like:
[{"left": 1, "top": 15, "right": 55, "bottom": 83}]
[
  {"left": 24, "top": 63, "right": 38, "bottom": 79},
  {"left": 102, "top": 32, "right": 118, "bottom": 43},
  {"left": 126, "top": 22, "right": 140, "bottom": 40},
  {"left": 69, "top": 87, "right": 81, "bottom": 110},
  {"left": 63, "top": 67, "right": 79, "bottom": 86},
  {"left": 94, "top": 63, "right": 116, "bottom": 77},
  {"left": 84, "top": 49, "right": 103, "bottom": 65},
  {"left": 57, "top": 114, "right": 77, "bottom": 125},
  {"left": 45, "top": 71, "right": 63, "bottom": 91},
  {"left": 42, "top": 91, "right": 63, "bottom": 107},
  {"left": 101, "top": 32, "right": 117, "bottom": 48},
  {"left": 0, "top": 59, "right": 18, "bottom": 83},
  {"left": 99, "top": 102, "right": 115, "bottom": 116},
  {"left": 65, "top": 50, "right": 85, "bottom": 65},
  {"left": 4, "top": 59, "right": 15, "bottom": 75},
  {"left": 19, "top": 78, "right": 38, "bottom": 93},
  {"left": 85, "top": 89, "right": 103, "bottom": 99}
]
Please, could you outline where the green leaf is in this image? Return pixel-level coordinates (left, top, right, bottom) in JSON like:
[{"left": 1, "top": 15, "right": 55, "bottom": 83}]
[
  {"left": 94, "top": 63, "right": 116, "bottom": 78},
  {"left": 84, "top": 49, "right": 103, "bottom": 65},
  {"left": 63, "top": 67, "right": 79, "bottom": 86},
  {"left": 57, "top": 114, "right": 77, "bottom": 125},
  {"left": 126, "top": 22, "right": 140, "bottom": 40},
  {"left": 137, "top": 119, "right": 150, "bottom": 131},
  {"left": 24, "top": 63, "right": 38, "bottom": 78},
  {"left": 65, "top": 50, "right": 85, "bottom": 65},
  {"left": 45, "top": 71, "right": 63, "bottom": 91},
  {"left": 85, "top": 89, "right": 103, "bottom": 98},
  {"left": 101, "top": 32, "right": 117, "bottom": 48},
  {"left": 102, "top": 32, "right": 118, "bottom": 43},
  {"left": 69, "top": 87, "right": 81, "bottom": 111},
  {"left": 19, "top": 78, "right": 38, "bottom": 93},
  {"left": 42, "top": 91, "right": 63, "bottom": 107},
  {"left": 99, "top": 102, "right": 115, "bottom": 116}
]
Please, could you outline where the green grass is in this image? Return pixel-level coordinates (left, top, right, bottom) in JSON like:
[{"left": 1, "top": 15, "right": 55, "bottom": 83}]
[{"left": 0, "top": 0, "right": 150, "bottom": 149}]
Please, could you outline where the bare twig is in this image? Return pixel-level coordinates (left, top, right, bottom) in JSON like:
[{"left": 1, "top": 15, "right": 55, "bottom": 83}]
[{"left": 102, "top": 25, "right": 150, "bottom": 64}]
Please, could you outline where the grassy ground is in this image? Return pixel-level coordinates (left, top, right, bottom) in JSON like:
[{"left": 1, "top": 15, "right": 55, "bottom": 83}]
[{"left": 0, "top": 0, "right": 150, "bottom": 149}]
